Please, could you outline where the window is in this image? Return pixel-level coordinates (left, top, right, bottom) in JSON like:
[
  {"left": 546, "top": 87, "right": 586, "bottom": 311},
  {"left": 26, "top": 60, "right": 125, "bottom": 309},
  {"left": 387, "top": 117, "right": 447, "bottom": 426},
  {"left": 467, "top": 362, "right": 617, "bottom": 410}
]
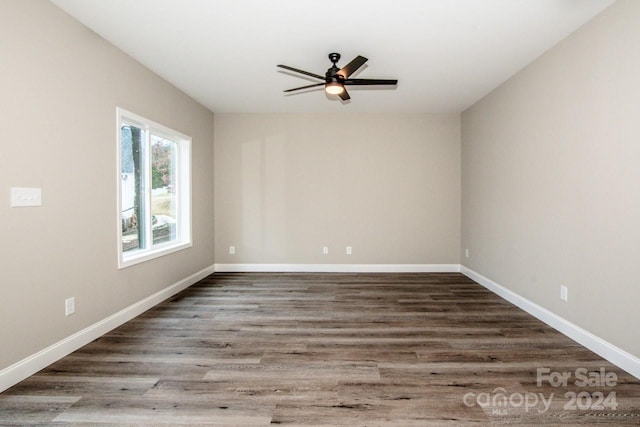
[{"left": 117, "top": 108, "right": 191, "bottom": 268}]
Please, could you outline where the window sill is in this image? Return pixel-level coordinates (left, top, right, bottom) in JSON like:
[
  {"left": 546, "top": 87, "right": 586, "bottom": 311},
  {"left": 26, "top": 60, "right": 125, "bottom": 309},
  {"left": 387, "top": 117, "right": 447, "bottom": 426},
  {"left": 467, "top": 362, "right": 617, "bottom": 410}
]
[{"left": 118, "top": 241, "right": 192, "bottom": 269}]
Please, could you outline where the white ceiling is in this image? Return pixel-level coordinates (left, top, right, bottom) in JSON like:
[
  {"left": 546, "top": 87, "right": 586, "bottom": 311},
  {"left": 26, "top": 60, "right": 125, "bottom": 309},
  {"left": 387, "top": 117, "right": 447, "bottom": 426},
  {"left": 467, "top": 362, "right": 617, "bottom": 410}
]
[{"left": 49, "top": 0, "right": 615, "bottom": 113}]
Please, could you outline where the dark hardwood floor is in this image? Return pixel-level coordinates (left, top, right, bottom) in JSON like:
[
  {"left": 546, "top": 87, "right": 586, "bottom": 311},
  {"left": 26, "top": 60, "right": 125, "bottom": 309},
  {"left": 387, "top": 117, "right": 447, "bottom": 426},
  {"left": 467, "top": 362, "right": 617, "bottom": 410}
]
[{"left": 1, "top": 272, "right": 639, "bottom": 425}]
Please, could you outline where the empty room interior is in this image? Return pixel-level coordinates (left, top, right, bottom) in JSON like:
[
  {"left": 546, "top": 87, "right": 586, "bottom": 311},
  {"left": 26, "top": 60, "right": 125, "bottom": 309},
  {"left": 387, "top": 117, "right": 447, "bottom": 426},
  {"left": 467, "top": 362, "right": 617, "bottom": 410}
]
[{"left": 1, "top": 0, "right": 640, "bottom": 424}]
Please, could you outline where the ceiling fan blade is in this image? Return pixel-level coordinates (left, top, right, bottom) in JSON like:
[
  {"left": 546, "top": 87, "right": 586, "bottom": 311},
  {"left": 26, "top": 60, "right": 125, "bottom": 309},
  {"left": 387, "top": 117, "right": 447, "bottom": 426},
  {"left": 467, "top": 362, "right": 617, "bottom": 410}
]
[
  {"left": 338, "top": 55, "right": 368, "bottom": 78},
  {"left": 344, "top": 78, "right": 398, "bottom": 86},
  {"left": 277, "top": 64, "right": 325, "bottom": 80},
  {"left": 338, "top": 88, "right": 351, "bottom": 101},
  {"left": 284, "top": 82, "right": 325, "bottom": 92}
]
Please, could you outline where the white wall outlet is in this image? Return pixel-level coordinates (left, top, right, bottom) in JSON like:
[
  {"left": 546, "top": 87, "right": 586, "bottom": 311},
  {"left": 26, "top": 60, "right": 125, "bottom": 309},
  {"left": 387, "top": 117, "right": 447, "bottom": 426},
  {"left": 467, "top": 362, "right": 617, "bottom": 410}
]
[
  {"left": 229, "top": 245, "right": 235, "bottom": 255},
  {"left": 10, "top": 187, "right": 42, "bottom": 207},
  {"left": 346, "top": 246, "right": 352, "bottom": 255},
  {"left": 65, "top": 297, "right": 75, "bottom": 316},
  {"left": 560, "top": 285, "right": 568, "bottom": 302},
  {"left": 322, "top": 246, "right": 329, "bottom": 255},
  {"left": 465, "top": 248, "right": 469, "bottom": 258}
]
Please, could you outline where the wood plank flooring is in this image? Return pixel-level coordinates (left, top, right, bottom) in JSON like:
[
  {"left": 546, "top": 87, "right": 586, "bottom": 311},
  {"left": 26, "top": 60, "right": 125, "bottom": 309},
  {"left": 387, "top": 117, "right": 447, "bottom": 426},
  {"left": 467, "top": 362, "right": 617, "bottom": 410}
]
[{"left": 1, "top": 272, "right": 639, "bottom": 425}]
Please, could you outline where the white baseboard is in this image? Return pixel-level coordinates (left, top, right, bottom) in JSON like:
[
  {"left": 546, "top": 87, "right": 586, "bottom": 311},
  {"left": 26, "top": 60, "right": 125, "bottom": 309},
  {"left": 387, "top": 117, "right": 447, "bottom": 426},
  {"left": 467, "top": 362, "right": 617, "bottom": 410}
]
[
  {"left": 461, "top": 265, "right": 640, "bottom": 380},
  {"left": 214, "top": 263, "right": 461, "bottom": 273},
  {"left": 0, "top": 264, "right": 216, "bottom": 393}
]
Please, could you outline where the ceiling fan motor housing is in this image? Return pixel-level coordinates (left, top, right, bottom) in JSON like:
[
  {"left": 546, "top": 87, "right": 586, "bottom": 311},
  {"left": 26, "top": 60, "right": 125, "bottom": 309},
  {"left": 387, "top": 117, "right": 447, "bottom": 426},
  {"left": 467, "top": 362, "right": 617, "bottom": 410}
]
[{"left": 326, "top": 53, "right": 343, "bottom": 82}]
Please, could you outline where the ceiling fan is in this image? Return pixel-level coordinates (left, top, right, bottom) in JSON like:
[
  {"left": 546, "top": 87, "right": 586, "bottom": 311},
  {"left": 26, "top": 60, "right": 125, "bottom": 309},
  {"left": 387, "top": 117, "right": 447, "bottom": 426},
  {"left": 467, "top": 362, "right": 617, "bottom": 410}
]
[{"left": 277, "top": 53, "right": 398, "bottom": 101}]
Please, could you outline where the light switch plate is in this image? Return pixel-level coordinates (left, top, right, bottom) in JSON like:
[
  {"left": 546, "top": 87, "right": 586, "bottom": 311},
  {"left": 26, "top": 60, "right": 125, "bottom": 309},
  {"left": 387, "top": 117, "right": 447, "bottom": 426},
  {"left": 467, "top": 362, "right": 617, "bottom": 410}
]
[{"left": 11, "top": 187, "right": 42, "bottom": 207}]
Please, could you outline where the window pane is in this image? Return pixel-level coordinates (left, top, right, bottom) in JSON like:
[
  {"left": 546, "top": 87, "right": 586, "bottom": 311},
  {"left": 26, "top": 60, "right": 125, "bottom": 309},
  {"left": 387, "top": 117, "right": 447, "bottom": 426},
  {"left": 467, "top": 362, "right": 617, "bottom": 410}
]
[
  {"left": 151, "top": 134, "right": 177, "bottom": 245},
  {"left": 121, "top": 124, "right": 146, "bottom": 252}
]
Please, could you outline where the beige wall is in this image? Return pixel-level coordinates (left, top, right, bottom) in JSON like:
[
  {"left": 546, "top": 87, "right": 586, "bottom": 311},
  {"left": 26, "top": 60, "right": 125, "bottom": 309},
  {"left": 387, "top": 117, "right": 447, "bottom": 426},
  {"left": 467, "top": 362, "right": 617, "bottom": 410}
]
[
  {"left": 462, "top": 0, "right": 640, "bottom": 357},
  {"left": 215, "top": 113, "right": 460, "bottom": 265},
  {"left": 0, "top": 0, "right": 214, "bottom": 370}
]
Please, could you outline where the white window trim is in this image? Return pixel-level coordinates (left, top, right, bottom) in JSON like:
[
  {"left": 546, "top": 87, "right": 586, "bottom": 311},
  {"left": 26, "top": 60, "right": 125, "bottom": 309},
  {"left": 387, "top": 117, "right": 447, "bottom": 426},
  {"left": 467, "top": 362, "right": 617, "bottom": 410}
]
[{"left": 116, "top": 108, "right": 192, "bottom": 269}]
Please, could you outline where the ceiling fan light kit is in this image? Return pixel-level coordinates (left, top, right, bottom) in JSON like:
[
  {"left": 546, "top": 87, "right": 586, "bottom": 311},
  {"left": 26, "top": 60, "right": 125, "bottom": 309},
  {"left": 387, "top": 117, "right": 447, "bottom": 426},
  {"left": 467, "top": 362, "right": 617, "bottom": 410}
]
[
  {"left": 325, "top": 82, "right": 345, "bottom": 95},
  {"left": 278, "top": 53, "right": 398, "bottom": 101}
]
